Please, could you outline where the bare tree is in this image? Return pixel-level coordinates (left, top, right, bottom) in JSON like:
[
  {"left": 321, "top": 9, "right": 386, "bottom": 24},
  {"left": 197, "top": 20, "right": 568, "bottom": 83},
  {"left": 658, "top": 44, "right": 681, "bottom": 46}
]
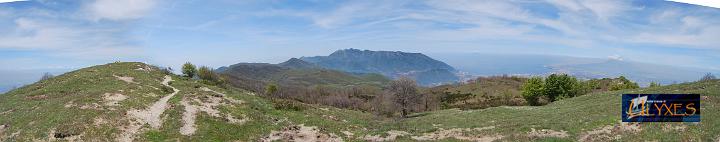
[
  {"left": 388, "top": 77, "right": 420, "bottom": 118},
  {"left": 700, "top": 73, "right": 717, "bottom": 82},
  {"left": 40, "top": 72, "right": 54, "bottom": 81}
]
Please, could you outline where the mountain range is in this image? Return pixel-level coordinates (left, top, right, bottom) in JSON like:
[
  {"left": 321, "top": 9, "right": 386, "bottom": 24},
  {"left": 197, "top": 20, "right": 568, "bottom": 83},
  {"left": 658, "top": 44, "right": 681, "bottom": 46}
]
[
  {"left": 300, "top": 49, "right": 459, "bottom": 86},
  {"left": 216, "top": 58, "right": 389, "bottom": 92}
]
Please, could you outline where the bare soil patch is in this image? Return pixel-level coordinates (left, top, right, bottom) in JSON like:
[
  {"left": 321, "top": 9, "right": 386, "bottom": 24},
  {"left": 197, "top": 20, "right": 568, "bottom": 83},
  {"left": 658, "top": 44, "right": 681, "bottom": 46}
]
[
  {"left": 411, "top": 126, "right": 501, "bottom": 142},
  {"left": 118, "top": 75, "right": 178, "bottom": 141},
  {"left": 93, "top": 117, "right": 108, "bottom": 126},
  {"left": 0, "top": 109, "right": 13, "bottom": 116},
  {"left": 103, "top": 93, "right": 128, "bottom": 106},
  {"left": 79, "top": 103, "right": 103, "bottom": 110},
  {"left": 341, "top": 131, "right": 354, "bottom": 138},
  {"left": 526, "top": 128, "right": 569, "bottom": 138},
  {"left": 24, "top": 94, "right": 48, "bottom": 100},
  {"left": 261, "top": 124, "right": 342, "bottom": 142},
  {"left": 578, "top": 122, "right": 643, "bottom": 142},
  {"left": 200, "top": 87, "right": 244, "bottom": 104},
  {"left": 363, "top": 130, "right": 409, "bottom": 141},
  {"left": 0, "top": 124, "right": 7, "bottom": 135},
  {"left": 113, "top": 75, "right": 136, "bottom": 84},
  {"left": 177, "top": 87, "right": 249, "bottom": 136},
  {"left": 179, "top": 100, "right": 198, "bottom": 136}
]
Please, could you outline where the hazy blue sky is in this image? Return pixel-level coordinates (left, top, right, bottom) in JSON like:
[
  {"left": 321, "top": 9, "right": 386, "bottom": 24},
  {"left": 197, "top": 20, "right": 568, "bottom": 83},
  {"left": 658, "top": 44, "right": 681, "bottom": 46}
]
[{"left": 0, "top": 0, "right": 719, "bottom": 71}]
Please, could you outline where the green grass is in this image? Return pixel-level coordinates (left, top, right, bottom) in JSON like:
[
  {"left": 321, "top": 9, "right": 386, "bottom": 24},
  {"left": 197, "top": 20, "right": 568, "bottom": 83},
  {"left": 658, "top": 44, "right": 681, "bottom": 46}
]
[
  {"left": 1, "top": 62, "right": 718, "bottom": 141},
  {"left": 397, "top": 80, "right": 720, "bottom": 141}
]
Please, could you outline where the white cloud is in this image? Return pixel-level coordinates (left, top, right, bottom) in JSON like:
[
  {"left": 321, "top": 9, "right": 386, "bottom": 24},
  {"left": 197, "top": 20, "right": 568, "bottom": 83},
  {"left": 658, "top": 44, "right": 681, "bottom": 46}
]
[
  {"left": 667, "top": 0, "right": 720, "bottom": 9},
  {"left": 0, "top": 0, "right": 26, "bottom": 3},
  {"left": 631, "top": 26, "right": 720, "bottom": 48},
  {"left": 0, "top": 18, "right": 141, "bottom": 58},
  {"left": 579, "top": 0, "right": 630, "bottom": 21},
  {"left": 608, "top": 54, "right": 623, "bottom": 61},
  {"left": 546, "top": 0, "right": 632, "bottom": 21},
  {"left": 86, "top": 0, "right": 156, "bottom": 21}
]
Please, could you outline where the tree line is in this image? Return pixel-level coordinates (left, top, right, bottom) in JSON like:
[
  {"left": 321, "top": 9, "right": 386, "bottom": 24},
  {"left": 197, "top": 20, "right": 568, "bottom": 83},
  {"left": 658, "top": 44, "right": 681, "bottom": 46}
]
[{"left": 521, "top": 74, "right": 640, "bottom": 106}]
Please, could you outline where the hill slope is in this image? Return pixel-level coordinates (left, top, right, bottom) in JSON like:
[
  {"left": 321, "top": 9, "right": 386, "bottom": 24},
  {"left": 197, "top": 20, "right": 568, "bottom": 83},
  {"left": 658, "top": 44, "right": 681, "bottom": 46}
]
[
  {"left": 0, "top": 62, "right": 388, "bottom": 141},
  {"left": 216, "top": 59, "right": 390, "bottom": 92},
  {"left": 1, "top": 62, "right": 718, "bottom": 141},
  {"left": 400, "top": 80, "right": 720, "bottom": 141},
  {"left": 301, "top": 49, "right": 459, "bottom": 86}
]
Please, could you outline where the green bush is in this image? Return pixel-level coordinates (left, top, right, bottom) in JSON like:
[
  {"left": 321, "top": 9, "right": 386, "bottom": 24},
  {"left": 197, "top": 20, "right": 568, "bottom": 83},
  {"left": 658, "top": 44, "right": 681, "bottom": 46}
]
[
  {"left": 265, "top": 84, "right": 278, "bottom": 96},
  {"left": 649, "top": 82, "right": 661, "bottom": 87},
  {"left": 272, "top": 99, "right": 308, "bottom": 111},
  {"left": 182, "top": 62, "right": 197, "bottom": 78},
  {"left": 545, "top": 74, "right": 582, "bottom": 101},
  {"left": 197, "top": 66, "right": 224, "bottom": 85},
  {"left": 521, "top": 74, "right": 591, "bottom": 105},
  {"left": 609, "top": 76, "right": 639, "bottom": 91},
  {"left": 521, "top": 77, "right": 544, "bottom": 106}
]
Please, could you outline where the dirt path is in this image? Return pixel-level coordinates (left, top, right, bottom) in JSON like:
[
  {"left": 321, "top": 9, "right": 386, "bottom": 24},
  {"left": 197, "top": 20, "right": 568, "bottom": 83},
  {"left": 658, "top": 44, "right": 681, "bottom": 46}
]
[
  {"left": 118, "top": 75, "right": 179, "bottom": 142},
  {"left": 179, "top": 100, "right": 198, "bottom": 135},
  {"left": 178, "top": 87, "right": 247, "bottom": 136}
]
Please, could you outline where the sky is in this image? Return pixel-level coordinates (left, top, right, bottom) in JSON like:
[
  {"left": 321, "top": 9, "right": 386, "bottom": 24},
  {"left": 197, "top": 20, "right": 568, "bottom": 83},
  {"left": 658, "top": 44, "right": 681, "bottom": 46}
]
[{"left": 0, "top": 0, "right": 719, "bottom": 71}]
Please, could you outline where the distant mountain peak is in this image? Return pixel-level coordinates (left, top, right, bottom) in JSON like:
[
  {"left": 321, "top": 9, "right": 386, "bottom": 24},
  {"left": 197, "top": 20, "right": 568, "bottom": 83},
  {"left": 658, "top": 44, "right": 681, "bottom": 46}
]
[
  {"left": 278, "top": 58, "right": 319, "bottom": 69},
  {"left": 301, "top": 49, "right": 458, "bottom": 86}
]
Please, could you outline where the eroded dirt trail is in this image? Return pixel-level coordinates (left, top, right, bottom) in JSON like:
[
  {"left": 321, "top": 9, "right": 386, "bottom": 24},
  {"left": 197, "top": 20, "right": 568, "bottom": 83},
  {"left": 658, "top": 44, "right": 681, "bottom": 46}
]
[
  {"left": 178, "top": 87, "right": 247, "bottom": 136},
  {"left": 118, "top": 75, "right": 179, "bottom": 142}
]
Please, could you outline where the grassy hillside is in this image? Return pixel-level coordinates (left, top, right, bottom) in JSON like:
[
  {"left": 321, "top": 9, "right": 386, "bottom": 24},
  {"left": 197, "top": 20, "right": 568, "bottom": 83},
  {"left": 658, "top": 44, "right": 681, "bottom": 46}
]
[
  {"left": 429, "top": 76, "right": 528, "bottom": 109},
  {"left": 1, "top": 62, "right": 718, "bottom": 141},
  {"left": 0, "top": 62, "right": 389, "bottom": 141},
  {"left": 218, "top": 63, "right": 389, "bottom": 91},
  {"left": 395, "top": 80, "right": 720, "bottom": 141}
]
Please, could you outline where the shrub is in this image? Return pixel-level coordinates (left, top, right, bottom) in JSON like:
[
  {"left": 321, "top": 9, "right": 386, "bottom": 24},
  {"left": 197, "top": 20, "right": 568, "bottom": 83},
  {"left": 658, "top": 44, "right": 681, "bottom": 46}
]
[
  {"left": 609, "top": 76, "right": 639, "bottom": 91},
  {"left": 182, "top": 62, "right": 197, "bottom": 78},
  {"left": 197, "top": 66, "right": 213, "bottom": 80},
  {"left": 649, "top": 82, "right": 661, "bottom": 87},
  {"left": 521, "top": 74, "right": 591, "bottom": 105},
  {"left": 265, "top": 84, "right": 278, "bottom": 96},
  {"left": 272, "top": 99, "right": 308, "bottom": 111},
  {"left": 544, "top": 74, "right": 580, "bottom": 101},
  {"left": 197, "top": 66, "right": 224, "bottom": 85},
  {"left": 521, "top": 77, "right": 544, "bottom": 106}
]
